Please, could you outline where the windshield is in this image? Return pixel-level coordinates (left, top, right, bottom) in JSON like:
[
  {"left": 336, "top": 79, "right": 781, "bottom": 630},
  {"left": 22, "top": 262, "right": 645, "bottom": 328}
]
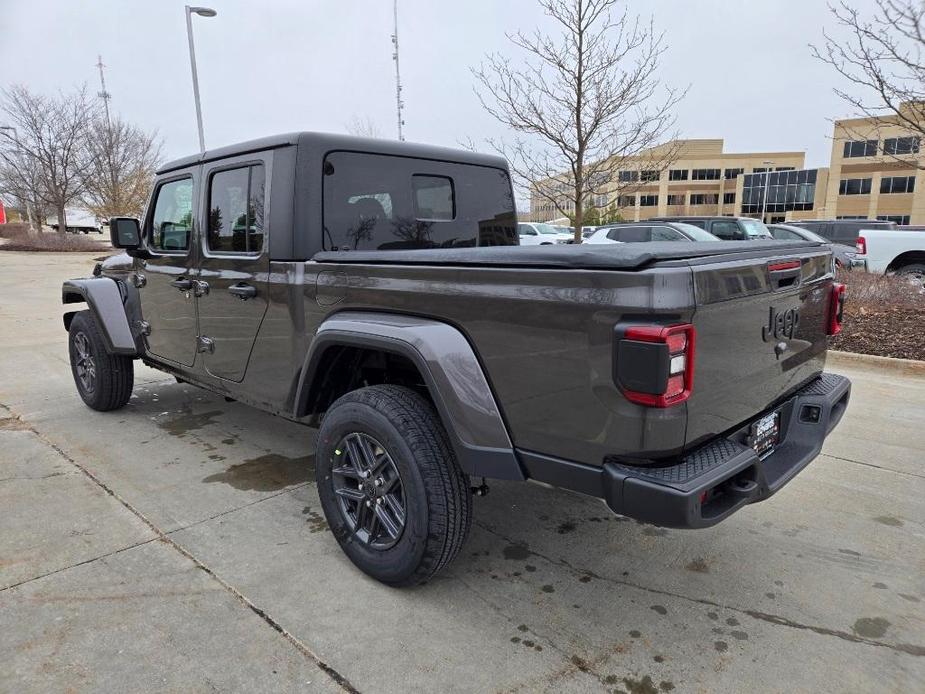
[
  {"left": 535, "top": 223, "right": 562, "bottom": 235},
  {"left": 674, "top": 222, "right": 721, "bottom": 242},
  {"left": 740, "top": 218, "right": 772, "bottom": 238}
]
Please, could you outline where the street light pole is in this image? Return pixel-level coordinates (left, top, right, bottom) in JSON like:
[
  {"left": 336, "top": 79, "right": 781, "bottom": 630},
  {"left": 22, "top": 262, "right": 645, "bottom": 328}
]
[
  {"left": 760, "top": 159, "right": 774, "bottom": 224},
  {"left": 185, "top": 6, "right": 217, "bottom": 154},
  {"left": 0, "top": 125, "right": 35, "bottom": 230}
]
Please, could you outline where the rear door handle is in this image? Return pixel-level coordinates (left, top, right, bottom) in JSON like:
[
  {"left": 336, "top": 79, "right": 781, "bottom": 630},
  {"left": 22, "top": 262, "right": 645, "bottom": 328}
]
[
  {"left": 170, "top": 278, "right": 193, "bottom": 291},
  {"left": 228, "top": 282, "right": 257, "bottom": 300}
]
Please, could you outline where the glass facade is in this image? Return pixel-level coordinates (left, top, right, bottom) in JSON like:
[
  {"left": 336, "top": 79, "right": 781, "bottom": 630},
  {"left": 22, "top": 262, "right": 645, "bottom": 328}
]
[{"left": 741, "top": 168, "right": 818, "bottom": 215}]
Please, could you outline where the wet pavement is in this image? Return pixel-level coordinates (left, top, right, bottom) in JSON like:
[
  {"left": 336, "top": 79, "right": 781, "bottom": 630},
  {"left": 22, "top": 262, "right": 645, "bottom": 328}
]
[{"left": 1, "top": 252, "right": 923, "bottom": 692}]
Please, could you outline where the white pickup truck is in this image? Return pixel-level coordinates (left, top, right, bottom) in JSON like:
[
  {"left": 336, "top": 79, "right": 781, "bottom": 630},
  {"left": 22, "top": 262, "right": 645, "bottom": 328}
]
[{"left": 854, "top": 228, "right": 925, "bottom": 284}]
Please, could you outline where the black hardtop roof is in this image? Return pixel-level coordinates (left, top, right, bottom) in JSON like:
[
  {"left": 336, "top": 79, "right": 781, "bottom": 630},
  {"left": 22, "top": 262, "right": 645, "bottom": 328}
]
[{"left": 157, "top": 132, "right": 508, "bottom": 174}]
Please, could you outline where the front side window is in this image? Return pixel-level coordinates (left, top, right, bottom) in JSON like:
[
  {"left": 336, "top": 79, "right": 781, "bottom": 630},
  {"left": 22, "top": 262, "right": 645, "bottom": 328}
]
[
  {"left": 517, "top": 223, "right": 537, "bottom": 236},
  {"left": 207, "top": 164, "right": 266, "bottom": 254},
  {"left": 323, "top": 152, "right": 516, "bottom": 250},
  {"left": 150, "top": 177, "right": 193, "bottom": 252}
]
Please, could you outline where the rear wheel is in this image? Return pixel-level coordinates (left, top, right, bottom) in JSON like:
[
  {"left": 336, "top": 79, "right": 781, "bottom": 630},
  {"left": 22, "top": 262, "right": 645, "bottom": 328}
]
[
  {"left": 896, "top": 262, "right": 925, "bottom": 288},
  {"left": 68, "top": 311, "right": 134, "bottom": 411},
  {"left": 316, "top": 385, "right": 472, "bottom": 586}
]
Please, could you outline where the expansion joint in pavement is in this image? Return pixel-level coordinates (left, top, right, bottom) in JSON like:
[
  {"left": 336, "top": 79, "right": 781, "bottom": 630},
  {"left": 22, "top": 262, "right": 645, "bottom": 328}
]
[{"left": 0, "top": 400, "right": 361, "bottom": 693}]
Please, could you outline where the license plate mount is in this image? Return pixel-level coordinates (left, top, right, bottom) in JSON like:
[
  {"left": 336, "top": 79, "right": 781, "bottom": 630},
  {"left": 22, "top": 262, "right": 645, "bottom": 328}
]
[{"left": 748, "top": 410, "right": 781, "bottom": 459}]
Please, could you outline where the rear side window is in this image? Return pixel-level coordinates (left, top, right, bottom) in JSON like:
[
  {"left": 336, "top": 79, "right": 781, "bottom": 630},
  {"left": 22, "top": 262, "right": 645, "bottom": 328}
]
[
  {"left": 150, "top": 177, "right": 193, "bottom": 252},
  {"left": 608, "top": 226, "right": 649, "bottom": 242},
  {"left": 770, "top": 227, "right": 803, "bottom": 241},
  {"left": 322, "top": 152, "right": 517, "bottom": 250},
  {"left": 651, "top": 226, "right": 686, "bottom": 241},
  {"left": 207, "top": 164, "right": 266, "bottom": 254}
]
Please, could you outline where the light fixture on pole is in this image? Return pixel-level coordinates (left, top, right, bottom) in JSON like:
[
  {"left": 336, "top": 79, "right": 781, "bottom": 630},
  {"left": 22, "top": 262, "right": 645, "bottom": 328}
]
[
  {"left": 185, "top": 6, "right": 217, "bottom": 154},
  {"left": 0, "top": 125, "right": 35, "bottom": 229},
  {"left": 760, "top": 160, "right": 774, "bottom": 223}
]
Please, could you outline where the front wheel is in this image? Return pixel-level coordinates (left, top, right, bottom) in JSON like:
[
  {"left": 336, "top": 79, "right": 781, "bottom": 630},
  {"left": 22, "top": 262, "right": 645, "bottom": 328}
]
[
  {"left": 68, "top": 310, "right": 134, "bottom": 411},
  {"left": 316, "top": 385, "right": 472, "bottom": 586}
]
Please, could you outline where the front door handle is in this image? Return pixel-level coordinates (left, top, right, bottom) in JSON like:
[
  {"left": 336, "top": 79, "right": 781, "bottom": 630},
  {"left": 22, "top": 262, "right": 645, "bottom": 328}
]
[
  {"left": 228, "top": 282, "right": 257, "bottom": 300},
  {"left": 170, "top": 278, "right": 193, "bottom": 291}
]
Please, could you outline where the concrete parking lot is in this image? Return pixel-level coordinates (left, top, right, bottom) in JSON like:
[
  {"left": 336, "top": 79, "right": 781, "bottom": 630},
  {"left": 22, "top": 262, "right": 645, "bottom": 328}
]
[{"left": 1, "top": 251, "right": 923, "bottom": 693}]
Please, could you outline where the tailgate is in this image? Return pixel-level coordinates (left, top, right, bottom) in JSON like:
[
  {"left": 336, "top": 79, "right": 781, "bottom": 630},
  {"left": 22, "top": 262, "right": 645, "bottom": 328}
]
[{"left": 685, "top": 248, "right": 834, "bottom": 448}]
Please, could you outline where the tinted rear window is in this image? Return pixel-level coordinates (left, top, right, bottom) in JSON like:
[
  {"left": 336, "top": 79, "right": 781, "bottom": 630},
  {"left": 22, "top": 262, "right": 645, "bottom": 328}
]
[{"left": 323, "top": 152, "right": 517, "bottom": 250}]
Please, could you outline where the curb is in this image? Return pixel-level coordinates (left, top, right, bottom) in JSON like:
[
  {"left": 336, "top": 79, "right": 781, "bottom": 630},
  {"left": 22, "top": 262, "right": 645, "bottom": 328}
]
[{"left": 827, "top": 350, "right": 925, "bottom": 375}]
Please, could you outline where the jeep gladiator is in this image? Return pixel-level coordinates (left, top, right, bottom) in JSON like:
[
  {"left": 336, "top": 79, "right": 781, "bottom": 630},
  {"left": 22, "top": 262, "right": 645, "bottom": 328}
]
[{"left": 63, "top": 133, "right": 850, "bottom": 586}]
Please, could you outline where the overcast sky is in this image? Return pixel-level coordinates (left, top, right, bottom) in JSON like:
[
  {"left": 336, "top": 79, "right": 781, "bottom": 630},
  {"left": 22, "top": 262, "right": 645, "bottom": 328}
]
[{"left": 3, "top": 0, "right": 869, "bottom": 176}]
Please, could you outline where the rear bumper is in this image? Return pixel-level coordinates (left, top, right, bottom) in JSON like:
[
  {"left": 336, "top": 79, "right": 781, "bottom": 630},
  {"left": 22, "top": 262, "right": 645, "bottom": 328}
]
[
  {"left": 518, "top": 372, "right": 850, "bottom": 529},
  {"left": 602, "top": 373, "right": 850, "bottom": 528}
]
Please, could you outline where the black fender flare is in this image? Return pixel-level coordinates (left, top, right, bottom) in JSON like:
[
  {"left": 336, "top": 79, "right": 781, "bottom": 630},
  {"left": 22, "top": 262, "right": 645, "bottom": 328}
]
[
  {"left": 62, "top": 278, "right": 138, "bottom": 356},
  {"left": 295, "top": 311, "right": 524, "bottom": 481}
]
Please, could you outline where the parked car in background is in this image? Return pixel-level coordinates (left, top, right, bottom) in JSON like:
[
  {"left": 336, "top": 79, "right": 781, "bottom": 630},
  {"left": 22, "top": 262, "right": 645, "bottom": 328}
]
[
  {"left": 48, "top": 208, "right": 104, "bottom": 234},
  {"left": 586, "top": 222, "right": 720, "bottom": 244},
  {"left": 787, "top": 219, "right": 895, "bottom": 247},
  {"left": 650, "top": 216, "right": 773, "bottom": 240},
  {"left": 768, "top": 224, "right": 856, "bottom": 269},
  {"left": 855, "top": 228, "right": 925, "bottom": 285},
  {"left": 518, "top": 222, "right": 573, "bottom": 244},
  {"left": 581, "top": 226, "right": 598, "bottom": 238}
]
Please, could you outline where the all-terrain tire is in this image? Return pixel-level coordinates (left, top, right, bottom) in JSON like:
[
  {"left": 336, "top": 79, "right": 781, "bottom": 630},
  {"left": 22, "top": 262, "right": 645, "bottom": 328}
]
[
  {"left": 896, "top": 262, "right": 925, "bottom": 287},
  {"left": 68, "top": 310, "right": 134, "bottom": 411},
  {"left": 316, "top": 385, "right": 472, "bottom": 586}
]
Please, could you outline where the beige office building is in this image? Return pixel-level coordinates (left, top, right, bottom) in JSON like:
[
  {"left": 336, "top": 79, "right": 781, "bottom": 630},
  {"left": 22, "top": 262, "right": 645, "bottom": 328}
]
[{"left": 529, "top": 106, "right": 925, "bottom": 225}]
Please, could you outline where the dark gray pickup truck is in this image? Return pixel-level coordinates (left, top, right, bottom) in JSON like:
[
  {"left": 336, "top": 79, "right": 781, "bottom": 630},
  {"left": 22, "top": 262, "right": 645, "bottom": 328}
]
[{"left": 63, "top": 133, "right": 850, "bottom": 586}]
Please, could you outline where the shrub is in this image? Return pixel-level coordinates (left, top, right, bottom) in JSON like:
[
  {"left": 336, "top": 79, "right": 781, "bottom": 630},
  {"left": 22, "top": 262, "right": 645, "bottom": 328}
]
[{"left": 0, "top": 225, "right": 109, "bottom": 252}]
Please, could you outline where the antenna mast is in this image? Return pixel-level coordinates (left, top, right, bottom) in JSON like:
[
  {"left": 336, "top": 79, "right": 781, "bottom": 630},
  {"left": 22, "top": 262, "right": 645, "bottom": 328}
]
[
  {"left": 95, "top": 55, "right": 112, "bottom": 124},
  {"left": 391, "top": 0, "right": 405, "bottom": 141}
]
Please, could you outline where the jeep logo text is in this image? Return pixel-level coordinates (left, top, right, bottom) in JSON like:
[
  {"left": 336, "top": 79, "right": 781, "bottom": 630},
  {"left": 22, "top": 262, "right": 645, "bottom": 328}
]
[{"left": 762, "top": 306, "right": 800, "bottom": 342}]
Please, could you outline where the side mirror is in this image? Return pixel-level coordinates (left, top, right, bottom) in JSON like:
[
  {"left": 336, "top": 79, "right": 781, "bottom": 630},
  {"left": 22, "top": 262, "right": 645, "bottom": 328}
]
[{"left": 109, "top": 217, "right": 142, "bottom": 249}]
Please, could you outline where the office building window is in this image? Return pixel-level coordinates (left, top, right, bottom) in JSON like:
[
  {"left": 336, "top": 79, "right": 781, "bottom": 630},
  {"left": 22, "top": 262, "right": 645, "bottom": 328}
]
[
  {"left": 618, "top": 170, "right": 639, "bottom": 182},
  {"left": 617, "top": 195, "right": 636, "bottom": 207},
  {"left": 775, "top": 166, "right": 795, "bottom": 171},
  {"left": 593, "top": 193, "right": 609, "bottom": 207},
  {"left": 842, "top": 140, "right": 878, "bottom": 158},
  {"left": 690, "top": 193, "right": 719, "bottom": 205},
  {"left": 667, "top": 194, "right": 685, "bottom": 205},
  {"left": 668, "top": 169, "right": 688, "bottom": 181},
  {"left": 692, "top": 168, "right": 721, "bottom": 180},
  {"left": 641, "top": 170, "right": 660, "bottom": 182},
  {"left": 741, "top": 168, "right": 817, "bottom": 214},
  {"left": 639, "top": 195, "right": 658, "bottom": 207},
  {"left": 880, "top": 175, "right": 916, "bottom": 194},
  {"left": 723, "top": 192, "right": 736, "bottom": 204},
  {"left": 883, "top": 136, "right": 920, "bottom": 155},
  {"left": 752, "top": 167, "right": 768, "bottom": 173},
  {"left": 724, "top": 168, "right": 744, "bottom": 180},
  {"left": 836, "top": 215, "right": 867, "bottom": 219},
  {"left": 877, "top": 215, "right": 910, "bottom": 224},
  {"left": 838, "top": 177, "right": 872, "bottom": 195}
]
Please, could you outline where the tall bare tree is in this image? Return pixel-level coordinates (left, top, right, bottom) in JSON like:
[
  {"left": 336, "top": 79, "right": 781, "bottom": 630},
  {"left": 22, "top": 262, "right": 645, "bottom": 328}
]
[
  {"left": 0, "top": 134, "right": 44, "bottom": 231},
  {"left": 473, "top": 0, "right": 684, "bottom": 242},
  {"left": 0, "top": 84, "right": 97, "bottom": 233},
  {"left": 345, "top": 115, "right": 383, "bottom": 138},
  {"left": 82, "top": 116, "right": 163, "bottom": 219},
  {"left": 813, "top": 1, "right": 925, "bottom": 163}
]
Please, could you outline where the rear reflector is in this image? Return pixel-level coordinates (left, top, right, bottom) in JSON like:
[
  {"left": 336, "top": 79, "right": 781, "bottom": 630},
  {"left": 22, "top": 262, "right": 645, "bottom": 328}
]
[
  {"left": 618, "top": 323, "right": 695, "bottom": 408},
  {"left": 827, "top": 283, "right": 846, "bottom": 335}
]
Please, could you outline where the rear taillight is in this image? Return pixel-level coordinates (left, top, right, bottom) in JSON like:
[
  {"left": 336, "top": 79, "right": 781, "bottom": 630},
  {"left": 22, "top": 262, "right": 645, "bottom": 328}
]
[
  {"left": 616, "top": 324, "right": 695, "bottom": 407},
  {"left": 828, "top": 283, "right": 846, "bottom": 335},
  {"left": 856, "top": 236, "right": 866, "bottom": 255}
]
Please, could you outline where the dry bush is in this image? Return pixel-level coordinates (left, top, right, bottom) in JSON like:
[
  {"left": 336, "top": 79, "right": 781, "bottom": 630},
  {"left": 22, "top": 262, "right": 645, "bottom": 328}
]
[
  {"left": 830, "top": 269, "right": 925, "bottom": 360},
  {"left": 0, "top": 222, "right": 31, "bottom": 238},
  {"left": 0, "top": 226, "right": 107, "bottom": 252}
]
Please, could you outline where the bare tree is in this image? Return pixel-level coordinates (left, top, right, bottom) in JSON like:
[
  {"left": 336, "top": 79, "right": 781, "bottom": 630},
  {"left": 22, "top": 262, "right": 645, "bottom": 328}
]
[
  {"left": 473, "top": 0, "right": 684, "bottom": 242},
  {"left": 0, "top": 84, "right": 97, "bottom": 233},
  {"left": 0, "top": 136, "right": 44, "bottom": 231},
  {"left": 346, "top": 115, "right": 383, "bottom": 138},
  {"left": 813, "top": 1, "right": 925, "bottom": 164},
  {"left": 82, "top": 116, "right": 163, "bottom": 219}
]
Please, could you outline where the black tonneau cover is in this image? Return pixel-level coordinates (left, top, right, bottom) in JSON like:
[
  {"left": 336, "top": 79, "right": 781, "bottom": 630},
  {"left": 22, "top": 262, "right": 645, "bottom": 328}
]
[{"left": 313, "top": 240, "right": 822, "bottom": 271}]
